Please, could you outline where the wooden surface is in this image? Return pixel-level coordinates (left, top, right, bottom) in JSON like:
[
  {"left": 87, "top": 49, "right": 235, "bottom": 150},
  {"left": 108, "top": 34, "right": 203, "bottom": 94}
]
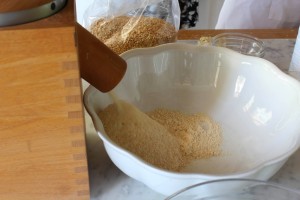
[
  {"left": 76, "top": 23, "right": 127, "bottom": 92},
  {"left": 0, "top": 27, "right": 89, "bottom": 199}
]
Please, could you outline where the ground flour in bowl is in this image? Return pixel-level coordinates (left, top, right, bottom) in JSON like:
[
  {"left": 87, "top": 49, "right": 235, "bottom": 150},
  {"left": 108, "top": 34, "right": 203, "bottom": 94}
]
[{"left": 98, "top": 98, "right": 222, "bottom": 172}]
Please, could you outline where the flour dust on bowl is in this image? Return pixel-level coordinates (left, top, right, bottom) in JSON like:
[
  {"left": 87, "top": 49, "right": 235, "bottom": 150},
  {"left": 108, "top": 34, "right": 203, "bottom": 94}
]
[
  {"left": 83, "top": 43, "right": 300, "bottom": 196},
  {"left": 165, "top": 178, "right": 300, "bottom": 200}
]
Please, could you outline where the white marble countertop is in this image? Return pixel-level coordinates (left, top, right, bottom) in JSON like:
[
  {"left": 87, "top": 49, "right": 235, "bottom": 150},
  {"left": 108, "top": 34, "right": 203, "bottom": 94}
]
[{"left": 83, "top": 39, "right": 300, "bottom": 200}]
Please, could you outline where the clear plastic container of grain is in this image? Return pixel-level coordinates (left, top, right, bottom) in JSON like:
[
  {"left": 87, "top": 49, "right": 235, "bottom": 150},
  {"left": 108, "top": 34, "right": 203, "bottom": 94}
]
[{"left": 289, "top": 26, "right": 300, "bottom": 80}]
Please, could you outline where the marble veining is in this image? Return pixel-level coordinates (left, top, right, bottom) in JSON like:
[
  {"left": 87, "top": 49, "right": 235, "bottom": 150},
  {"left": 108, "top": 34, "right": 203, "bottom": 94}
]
[{"left": 83, "top": 39, "right": 300, "bottom": 200}]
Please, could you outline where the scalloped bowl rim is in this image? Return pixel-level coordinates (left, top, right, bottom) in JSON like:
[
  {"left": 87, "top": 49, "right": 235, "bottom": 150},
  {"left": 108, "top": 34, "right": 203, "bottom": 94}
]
[{"left": 83, "top": 43, "right": 300, "bottom": 183}]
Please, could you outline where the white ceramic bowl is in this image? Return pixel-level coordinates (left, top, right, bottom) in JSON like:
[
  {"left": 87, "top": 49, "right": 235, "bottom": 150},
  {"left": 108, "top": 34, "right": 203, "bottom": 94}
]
[{"left": 83, "top": 43, "right": 300, "bottom": 196}]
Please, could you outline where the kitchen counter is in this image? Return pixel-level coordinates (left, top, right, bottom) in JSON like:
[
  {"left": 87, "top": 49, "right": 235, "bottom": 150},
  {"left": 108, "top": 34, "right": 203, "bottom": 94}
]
[
  {"left": 84, "top": 38, "right": 300, "bottom": 200},
  {"left": 1, "top": 1, "right": 299, "bottom": 199}
]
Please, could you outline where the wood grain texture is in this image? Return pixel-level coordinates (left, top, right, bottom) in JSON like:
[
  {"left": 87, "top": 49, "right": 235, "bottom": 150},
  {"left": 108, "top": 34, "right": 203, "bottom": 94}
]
[{"left": 0, "top": 27, "right": 89, "bottom": 199}]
